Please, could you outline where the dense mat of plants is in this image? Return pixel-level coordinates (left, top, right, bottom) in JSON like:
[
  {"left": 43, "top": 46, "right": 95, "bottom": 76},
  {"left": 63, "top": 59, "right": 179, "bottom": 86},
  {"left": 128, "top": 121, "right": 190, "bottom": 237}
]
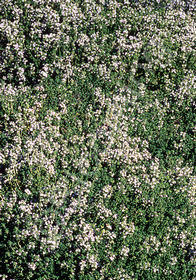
[{"left": 0, "top": 0, "right": 195, "bottom": 279}]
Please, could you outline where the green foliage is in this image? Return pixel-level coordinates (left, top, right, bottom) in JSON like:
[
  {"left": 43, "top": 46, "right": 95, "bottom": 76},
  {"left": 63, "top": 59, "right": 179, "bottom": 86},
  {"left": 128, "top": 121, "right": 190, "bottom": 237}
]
[{"left": 0, "top": 0, "right": 196, "bottom": 279}]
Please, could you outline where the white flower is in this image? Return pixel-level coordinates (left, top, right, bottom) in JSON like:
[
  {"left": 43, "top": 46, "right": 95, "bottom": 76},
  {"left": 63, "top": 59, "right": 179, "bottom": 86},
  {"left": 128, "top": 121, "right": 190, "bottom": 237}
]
[
  {"left": 80, "top": 260, "right": 86, "bottom": 271},
  {"left": 28, "top": 263, "right": 36, "bottom": 271},
  {"left": 25, "top": 189, "right": 31, "bottom": 195}
]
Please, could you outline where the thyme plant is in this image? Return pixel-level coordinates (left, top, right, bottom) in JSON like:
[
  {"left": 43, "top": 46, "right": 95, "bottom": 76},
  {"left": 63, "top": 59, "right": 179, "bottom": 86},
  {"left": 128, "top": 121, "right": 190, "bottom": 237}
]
[{"left": 0, "top": 0, "right": 195, "bottom": 279}]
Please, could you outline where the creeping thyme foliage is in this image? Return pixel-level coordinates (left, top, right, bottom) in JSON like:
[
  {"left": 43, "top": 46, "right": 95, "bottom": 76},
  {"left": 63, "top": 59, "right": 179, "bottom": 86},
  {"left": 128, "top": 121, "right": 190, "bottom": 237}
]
[{"left": 0, "top": 0, "right": 196, "bottom": 279}]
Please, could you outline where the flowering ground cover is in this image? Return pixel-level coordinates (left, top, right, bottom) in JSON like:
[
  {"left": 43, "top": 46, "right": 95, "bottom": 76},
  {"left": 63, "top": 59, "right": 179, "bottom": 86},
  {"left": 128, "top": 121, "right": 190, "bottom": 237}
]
[{"left": 0, "top": 0, "right": 196, "bottom": 279}]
